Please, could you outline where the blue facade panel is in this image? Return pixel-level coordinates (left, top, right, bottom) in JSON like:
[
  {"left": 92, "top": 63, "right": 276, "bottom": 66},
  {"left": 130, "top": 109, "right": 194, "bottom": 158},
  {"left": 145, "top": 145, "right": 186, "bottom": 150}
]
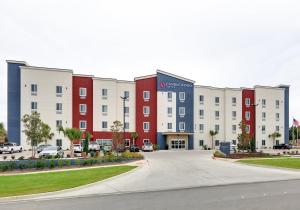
[
  {"left": 7, "top": 62, "right": 24, "bottom": 145},
  {"left": 157, "top": 132, "right": 166, "bottom": 149},
  {"left": 279, "top": 85, "right": 290, "bottom": 144},
  {"left": 188, "top": 135, "right": 194, "bottom": 150}
]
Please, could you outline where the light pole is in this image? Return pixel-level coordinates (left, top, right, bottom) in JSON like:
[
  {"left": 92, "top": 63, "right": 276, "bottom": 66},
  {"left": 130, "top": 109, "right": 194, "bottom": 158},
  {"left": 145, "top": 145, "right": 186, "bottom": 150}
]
[
  {"left": 120, "top": 95, "right": 128, "bottom": 145},
  {"left": 251, "top": 103, "right": 259, "bottom": 150}
]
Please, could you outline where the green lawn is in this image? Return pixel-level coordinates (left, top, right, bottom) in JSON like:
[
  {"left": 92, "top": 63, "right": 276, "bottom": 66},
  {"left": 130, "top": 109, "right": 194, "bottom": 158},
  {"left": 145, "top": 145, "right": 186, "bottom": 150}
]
[
  {"left": 238, "top": 158, "right": 300, "bottom": 169},
  {"left": 0, "top": 165, "right": 136, "bottom": 197}
]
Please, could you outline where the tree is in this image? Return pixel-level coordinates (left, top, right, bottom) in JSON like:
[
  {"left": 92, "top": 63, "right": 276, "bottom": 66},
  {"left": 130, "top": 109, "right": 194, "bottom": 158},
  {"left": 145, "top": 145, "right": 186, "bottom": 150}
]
[
  {"left": 41, "top": 123, "right": 54, "bottom": 145},
  {"left": 289, "top": 126, "right": 300, "bottom": 145},
  {"left": 269, "top": 132, "right": 281, "bottom": 147},
  {"left": 0, "top": 123, "right": 7, "bottom": 143},
  {"left": 59, "top": 127, "right": 82, "bottom": 158},
  {"left": 22, "top": 112, "right": 46, "bottom": 158},
  {"left": 237, "top": 120, "right": 252, "bottom": 151},
  {"left": 110, "top": 120, "right": 124, "bottom": 152},
  {"left": 130, "top": 132, "right": 138, "bottom": 145},
  {"left": 83, "top": 131, "right": 90, "bottom": 154},
  {"left": 209, "top": 130, "right": 218, "bottom": 149}
]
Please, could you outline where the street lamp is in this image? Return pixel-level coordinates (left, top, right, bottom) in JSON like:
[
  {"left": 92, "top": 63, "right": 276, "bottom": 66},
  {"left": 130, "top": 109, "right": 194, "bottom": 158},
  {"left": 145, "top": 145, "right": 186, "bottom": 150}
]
[
  {"left": 250, "top": 103, "right": 259, "bottom": 150},
  {"left": 120, "top": 95, "right": 129, "bottom": 145}
]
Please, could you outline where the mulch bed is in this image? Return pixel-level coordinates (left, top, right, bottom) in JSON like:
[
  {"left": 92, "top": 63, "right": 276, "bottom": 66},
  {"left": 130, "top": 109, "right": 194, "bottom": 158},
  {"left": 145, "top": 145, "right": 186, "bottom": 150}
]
[{"left": 227, "top": 152, "right": 277, "bottom": 159}]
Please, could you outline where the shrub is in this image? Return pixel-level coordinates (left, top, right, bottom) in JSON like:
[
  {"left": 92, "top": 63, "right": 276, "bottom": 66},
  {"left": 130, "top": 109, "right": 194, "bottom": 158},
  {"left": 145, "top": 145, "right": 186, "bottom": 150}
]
[
  {"left": 11, "top": 155, "right": 15, "bottom": 160},
  {"left": 75, "top": 159, "right": 81, "bottom": 166},
  {"left": 213, "top": 150, "right": 226, "bottom": 158},
  {"left": 54, "top": 154, "right": 60, "bottom": 159},
  {"left": 18, "top": 156, "right": 25, "bottom": 160},
  {"left": 36, "top": 160, "right": 45, "bottom": 169},
  {"left": 3, "top": 156, "right": 7, "bottom": 160},
  {"left": 121, "top": 151, "right": 143, "bottom": 159},
  {"left": 153, "top": 144, "right": 160, "bottom": 151},
  {"left": 0, "top": 163, "right": 9, "bottom": 172},
  {"left": 67, "top": 154, "right": 71, "bottom": 158},
  {"left": 49, "top": 160, "right": 55, "bottom": 169},
  {"left": 58, "top": 159, "right": 64, "bottom": 168},
  {"left": 18, "top": 162, "right": 27, "bottom": 170}
]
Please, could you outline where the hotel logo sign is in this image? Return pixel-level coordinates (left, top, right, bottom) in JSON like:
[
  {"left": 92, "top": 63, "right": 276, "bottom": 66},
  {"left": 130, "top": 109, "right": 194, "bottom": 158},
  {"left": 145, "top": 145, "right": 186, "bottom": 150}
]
[{"left": 160, "top": 82, "right": 193, "bottom": 89}]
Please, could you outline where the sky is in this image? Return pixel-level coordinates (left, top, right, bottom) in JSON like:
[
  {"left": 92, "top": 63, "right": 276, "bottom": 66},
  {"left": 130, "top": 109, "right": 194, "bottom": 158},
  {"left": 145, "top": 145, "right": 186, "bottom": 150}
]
[{"left": 0, "top": 0, "right": 300, "bottom": 127}]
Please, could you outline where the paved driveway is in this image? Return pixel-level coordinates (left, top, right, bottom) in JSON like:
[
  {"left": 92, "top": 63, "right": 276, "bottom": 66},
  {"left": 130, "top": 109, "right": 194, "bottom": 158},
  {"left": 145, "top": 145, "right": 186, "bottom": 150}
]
[{"left": 6, "top": 150, "right": 300, "bottom": 200}]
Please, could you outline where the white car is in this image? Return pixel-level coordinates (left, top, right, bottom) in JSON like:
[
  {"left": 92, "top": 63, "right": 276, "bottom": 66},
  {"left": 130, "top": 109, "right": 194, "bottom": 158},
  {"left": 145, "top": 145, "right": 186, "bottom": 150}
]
[
  {"left": 88, "top": 142, "right": 100, "bottom": 151},
  {"left": 74, "top": 144, "right": 83, "bottom": 153},
  {"left": 0, "top": 143, "right": 22, "bottom": 154},
  {"left": 39, "top": 146, "right": 64, "bottom": 158},
  {"left": 142, "top": 143, "right": 153, "bottom": 152}
]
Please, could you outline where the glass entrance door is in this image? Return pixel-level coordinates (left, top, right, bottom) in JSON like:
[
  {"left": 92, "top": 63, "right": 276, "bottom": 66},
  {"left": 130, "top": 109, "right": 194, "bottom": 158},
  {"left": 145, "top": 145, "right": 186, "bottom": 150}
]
[{"left": 171, "top": 139, "right": 186, "bottom": 149}]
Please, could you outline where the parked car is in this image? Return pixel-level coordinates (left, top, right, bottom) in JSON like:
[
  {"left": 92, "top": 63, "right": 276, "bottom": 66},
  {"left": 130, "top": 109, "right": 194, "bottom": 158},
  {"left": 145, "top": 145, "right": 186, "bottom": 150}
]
[
  {"left": 103, "top": 145, "right": 112, "bottom": 152},
  {"left": 130, "top": 144, "right": 139, "bottom": 152},
  {"left": 273, "top": 144, "right": 292, "bottom": 149},
  {"left": 37, "top": 144, "right": 52, "bottom": 153},
  {"left": 142, "top": 143, "right": 153, "bottom": 152},
  {"left": 39, "top": 146, "right": 64, "bottom": 158},
  {"left": 88, "top": 142, "right": 100, "bottom": 151},
  {"left": 74, "top": 144, "right": 83, "bottom": 153},
  {"left": 0, "top": 143, "right": 22, "bottom": 154}
]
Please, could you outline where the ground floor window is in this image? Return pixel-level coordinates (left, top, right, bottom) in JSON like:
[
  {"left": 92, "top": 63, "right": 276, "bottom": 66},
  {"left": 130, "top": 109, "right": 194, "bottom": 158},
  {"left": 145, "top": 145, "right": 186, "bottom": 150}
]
[
  {"left": 143, "top": 139, "right": 150, "bottom": 144},
  {"left": 124, "top": 139, "right": 130, "bottom": 147},
  {"left": 276, "top": 140, "right": 279, "bottom": 145},
  {"left": 215, "top": 140, "right": 220, "bottom": 147},
  {"left": 56, "top": 139, "right": 62, "bottom": 147},
  {"left": 232, "top": 140, "right": 236, "bottom": 145},
  {"left": 262, "top": 139, "right": 266, "bottom": 146},
  {"left": 171, "top": 140, "right": 185, "bottom": 149},
  {"left": 199, "top": 140, "right": 204, "bottom": 146}
]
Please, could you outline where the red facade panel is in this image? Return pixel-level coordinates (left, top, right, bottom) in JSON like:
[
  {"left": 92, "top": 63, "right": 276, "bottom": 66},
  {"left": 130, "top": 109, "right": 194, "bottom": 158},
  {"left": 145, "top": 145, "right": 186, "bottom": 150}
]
[
  {"left": 135, "top": 77, "right": 157, "bottom": 147},
  {"left": 242, "top": 89, "right": 255, "bottom": 137},
  {"left": 72, "top": 76, "right": 93, "bottom": 137},
  {"left": 93, "top": 132, "right": 132, "bottom": 141}
]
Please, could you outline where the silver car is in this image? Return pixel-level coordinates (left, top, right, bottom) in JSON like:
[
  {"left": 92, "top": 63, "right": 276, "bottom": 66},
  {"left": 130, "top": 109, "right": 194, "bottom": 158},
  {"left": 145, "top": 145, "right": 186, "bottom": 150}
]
[
  {"left": 37, "top": 144, "right": 52, "bottom": 153},
  {"left": 74, "top": 144, "right": 83, "bottom": 153},
  {"left": 142, "top": 143, "right": 153, "bottom": 152},
  {"left": 39, "top": 146, "right": 64, "bottom": 158}
]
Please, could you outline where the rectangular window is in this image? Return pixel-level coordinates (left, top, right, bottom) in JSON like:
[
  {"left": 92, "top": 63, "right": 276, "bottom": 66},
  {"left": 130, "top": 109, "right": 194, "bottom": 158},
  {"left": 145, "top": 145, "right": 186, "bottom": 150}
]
[
  {"left": 124, "top": 122, "right": 129, "bottom": 129},
  {"left": 124, "top": 139, "right": 130, "bottom": 147},
  {"left": 262, "top": 99, "right": 266, "bottom": 108},
  {"left": 143, "top": 122, "right": 150, "bottom": 131},
  {"left": 79, "top": 120, "right": 87, "bottom": 130},
  {"left": 56, "top": 120, "right": 62, "bottom": 128},
  {"left": 31, "top": 102, "right": 37, "bottom": 110},
  {"left": 232, "top": 111, "right": 237, "bottom": 119},
  {"left": 179, "top": 92, "right": 185, "bottom": 101},
  {"left": 56, "top": 103, "right": 62, "bottom": 113},
  {"left": 246, "top": 125, "right": 250, "bottom": 134},
  {"left": 245, "top": 98, "right": 251, "bottom": 107},
  {"left": 262, "top": 139, "right": 266, "bottom": 146},
  {"left": 179, "top": 122, "right": 185, "bottom": 131},
  {"left": 276, "top": 113, "right": 280, "bottom": 121},
  {"left": 167, "top": 107, "right": 172, "bottom": 116},
  {"left": 56, "top": 139, "right": 62, "bottom": 147},
  {"left": 143, "top": 91, "right": 150, "bottom": 100},
  {"left": 245, "top": 111, "right": 250, "bottom": 121},
  {"left": 215, "top": 124, "right": 220, "bottom": 132},
  {"left": 179, "top": 107, "right": 185, "bottom": 116},
  {"left": 262, "top": 112, "right": 266, "bottom": 121},
  {"left": 102, "top": 105, "right": 108, "bottom": 113},
  {"left": 124, "top": 91, "right": 129, "bottom": 99},
  {"left": 276, "top": 126, "right": 280, "bottom": 132},
  {"left": 276, "top": 140, "right": 279, "bottom": 146},
  {"left": 199, "top": 140, "right": 204, "bottom": 146},
  {"left": 232, "top": 125, "right": 237, "bottom": 133},
  {"left": 56, "top": 86, "right": 63, "bottom": 96},
  {"left": 215, "top": 111, "right": 220, "bottom": 120},
  {"left": 79, "top": 104, "right": 87, "bottom": 114},
  {"left": 167, "top": 92, "right": 172, "bottom": 101},
  {"left": 199, "top": 95, "right": 204, "bottom": 104},
  {"left": 232, "top": 97, "right": 237, "bottom": 106},
  {"left": 199, "top": 109, "right": 204, "bottom": 119},
  {"left": 232, "top": 140, "right": 237, "bottom": 145},
  {"left": 124, "top": 107, "right": 129, "bottom": 115},
  {"left": 215, "top": 140, "right": 220, "bottom": 147},
  {"left": 167, "top": 123, "right": 172, "bottom": 130},
  {"left": 262, "top": 125, "right": 266, "bottom": 134},
  {"left": 102, "top": 121, "right": 108, "bottom": 129},
  {"left": 215, "top": 97, "right": 220, "bottom": 105},
  {"left": 199, "top": 124, "right": 204, "bottom": 133},
  {"left": 143, "top": 139, "right": 150, "bottom": 144},
  {"left": 276, "top": 100, "right": 280, "bottom": 109},
  {"left": 31, "top": 84, "right": 37, "bottom": 95},
  {"left": 102, "top": 88, "right": 108, "bottom": 97},
  {"left": 79, "top": 88, "right": 87, "bottom": 97},
  {"left": 143, "top": 106, "right": 150, "bottom": 116}
]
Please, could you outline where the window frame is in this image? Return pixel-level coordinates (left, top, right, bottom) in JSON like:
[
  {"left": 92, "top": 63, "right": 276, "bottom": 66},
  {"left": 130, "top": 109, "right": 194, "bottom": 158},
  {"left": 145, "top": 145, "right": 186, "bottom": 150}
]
[
  {"left": 79, "top": 87, "right": 87, "bottom": 98},
  {"left": 79, "top": 120, "right": 87, "bottom": 130},
  {"left": 143, "top": 91, "right": 150, "bottom": 101}
]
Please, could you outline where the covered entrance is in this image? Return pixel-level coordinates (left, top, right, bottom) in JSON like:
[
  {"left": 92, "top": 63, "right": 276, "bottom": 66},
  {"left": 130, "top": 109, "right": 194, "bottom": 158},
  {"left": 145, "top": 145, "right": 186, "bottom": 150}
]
[
  {"left": 161, "top": 132, "right": 193, "bottom": 150},
  {"left": 170, "top": 139, "right": 186, "bottom": 149}
]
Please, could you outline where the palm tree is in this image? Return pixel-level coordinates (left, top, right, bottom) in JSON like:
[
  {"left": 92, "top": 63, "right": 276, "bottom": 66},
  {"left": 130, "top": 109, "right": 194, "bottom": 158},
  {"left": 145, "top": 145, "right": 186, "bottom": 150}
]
[
  {"left": 209, "top": 130, "right": 218, "bottom": 149},
  {"left": 59, "top": 127, "right": 82, "bottom": 157},
  {"left": 269, "top": 132, "right": 281, "bottom": 148},
  {"left": 130, "top": 132, "right": 138, "bottom": 145}
]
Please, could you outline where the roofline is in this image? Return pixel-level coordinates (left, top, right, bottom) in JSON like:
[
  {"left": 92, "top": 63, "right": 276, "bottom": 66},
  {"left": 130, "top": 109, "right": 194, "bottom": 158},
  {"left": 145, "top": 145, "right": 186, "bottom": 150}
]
[
  {"left": 134, "top": 74, "right": 157, "bottom": 81},
  {"left": 73, "top": 74, "right": 94, "bottom": 78},
  {"left": 156, "top": 69, "right": 195, "bottom": 83},
  {"left": 194, "top": 85, "right": 226, "bottom": 90},
  {"left": 20, "top": 65, "right": 73, "bottom": 73},
  {"left": 93, "top": 77, "right": 117, "bottom": 82},
  {"left": 117, "top": 80, "right": 135, "bottom": 84},
  {"left": 6, "top": 60, "right": 29, "bottom": 66},
  {"left": 254, "top": 85, "right": 286, "bottom": 90}
]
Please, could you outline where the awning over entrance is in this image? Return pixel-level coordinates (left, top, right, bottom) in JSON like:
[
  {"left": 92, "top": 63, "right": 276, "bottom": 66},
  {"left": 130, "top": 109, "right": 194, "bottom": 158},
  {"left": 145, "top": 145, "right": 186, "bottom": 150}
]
[{"left": 160, "top": 132, "right": 194, "bottom": 150}]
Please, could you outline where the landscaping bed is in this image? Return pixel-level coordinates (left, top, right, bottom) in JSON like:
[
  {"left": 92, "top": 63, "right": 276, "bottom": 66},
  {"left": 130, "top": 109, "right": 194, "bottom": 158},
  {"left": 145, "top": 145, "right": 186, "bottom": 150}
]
[
  {"left": 238, "top": 158, "right": 300, "bottom": 169},
  {"left": 213, "top": 150, "right": 280, "bottom": 159}
]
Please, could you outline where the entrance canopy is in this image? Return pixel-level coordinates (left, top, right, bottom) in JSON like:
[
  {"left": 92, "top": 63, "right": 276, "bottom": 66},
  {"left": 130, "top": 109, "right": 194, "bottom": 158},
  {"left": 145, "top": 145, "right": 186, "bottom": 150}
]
[{"left": 160, "top": 132, "right": 194, "bottom": 150}]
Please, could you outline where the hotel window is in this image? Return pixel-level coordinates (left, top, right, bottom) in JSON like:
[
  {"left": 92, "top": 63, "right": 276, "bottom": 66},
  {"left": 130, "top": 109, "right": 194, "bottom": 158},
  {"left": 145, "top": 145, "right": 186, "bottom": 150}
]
[
  {"left": 102, "top": 105, "right": 108, "bottom": 113},
  {"left": 124, "top": 91, "right": 129, "bottom": 99},
  {"left": 215, "top": 140, "right": 220, "bottom": 147},
  {"left": 245, "top": 98, "right": 250, "bottom": 107},
  {"left": 167, "top": 92, "right": 172, "bottom": 101},
  {"left": 276, "top": 100, "right": 280, "bottom": 109},
  {"left": 124, "top": 107, "right": 129, "bottom": 116},
  {"left": 56, "top": 86, "right": 63, "bottom": 96},
  {"left": 179, "top": 107, "right": 185, "bottom": 116},
  {"left": 56, "top": 120, "right": 62, "bottom": 128},
  {"left": 31, "top": 102, "right": 37, "bottom": 111},
  {"left": 232, "top": 97, "right": 237, "bottom": 106},
  {"left": 276, "top": 126, "right": 280, "bottom": 132},
  {"left": 262, "top": 139, "right": 266, "bottom": 146},
  {"left": 179, "top": 92, "right": 185, "bottom": 101},
  {"left": 143, "top": 139, "right": 150, "bottom": 144},
  {"left": 56, "top": 103, "right": 62, "bottom": 114},
  {"left": 215, "top": 111, "right": 220, "bottom": 120},
  {"left": 124, "top": 122, "right": 129, "bottom": 130},
  {"left": 245, "top": 111, "right": 250, "bottom": 121},
  {"left": 102, "top": 89, "right": 108, "bottom": 98},
  {"left": 199, "top": 140, "right": 204, "bottom": 146},
  {"left": 199, "top": 95, "right": 204, "bottom": 104},
  {"left": 179, "top": 122, "right": 185, "bottom": 131},
  {"left": 143, "top": 122, "right": 150, "bottom": 131},
  {"left": 31, "top": 84, "right": 37, "bottom": 95},
  {"left": 246, "top": 125, "right": 250, "bottom": 134},
  {"left": 199, "top": 109, "right": 204, "bottom": 119},
  {"left": 143, "top": 106, "right": 150, "bottom": 116},
  {"left": 79, "top": 120, "right": 87, "bottom": 130},
  {"left": 232, "top": 125, "right": 237, "bottom": 133},
  {"left": 79, "top": 104, "right": 87, "bottom": 114},
  {"left": 232, "top": 111, "right": 237, "bottom": 120},
  {"left": 262, "top": 125, "right": 266, "bottom": 134},
  {"left": 262, "top": 99, "right": 266, "bottom": 108},
  {"left": 143, "top": 91, "right": 150, "bottom": 101},
  {"left": 232, "top": 140, "right": 237, "bottom": 145},
  {"left": 167, "top": 123, "right": 172, "bottom": 130},
  {"left": 215, "top": 124, "right": 220, "bottom": 132},
  {"left": 199, "top": 124, "right": 204, "bottom": 133},
  {"left": 262, "top": 112, "right": 266, "bottom": 121},
  {"left": 215, "top": 97, "right": 220, "bottom": 105},
  {"left": 56, "top": 139, "right": 62, "bottom": 147},
  {"left": 167, "top": 107, "right": 172, "bottom": 116},
  {"left": 124, "top": 139, "right": 130, "bottom": 147},
  {"left": 79, "top": 88, "right": 87, "bottom": 98},
  {"left": 102, "top": 121, "right": 108, "bottom": 129},
  {"left": 276, "top": 113, "right": 280, "bottom": 121}
]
